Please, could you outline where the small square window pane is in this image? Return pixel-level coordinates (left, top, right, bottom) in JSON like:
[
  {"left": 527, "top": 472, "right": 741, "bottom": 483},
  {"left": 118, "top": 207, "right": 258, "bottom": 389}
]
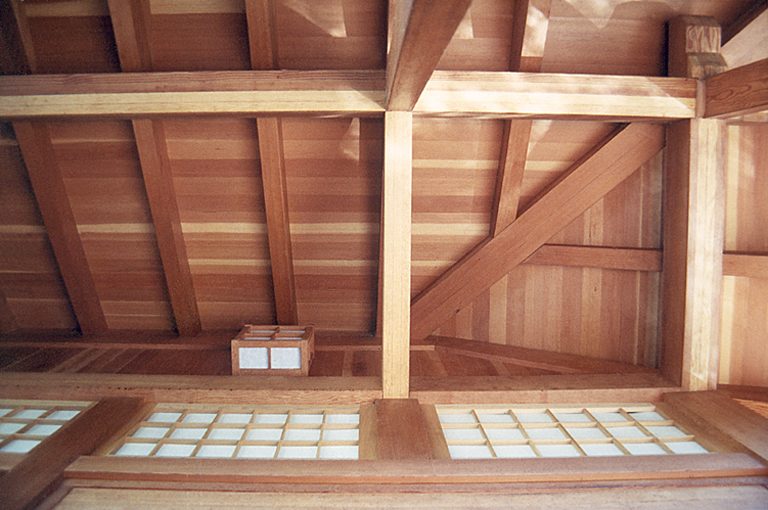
[
  {"left": 537, "top": 444, "right": 580, "bottom": 458},
  {"left": 290, "top": 414, "right": 323, "bottom": 424},
  {"left": 478, "top": 413, "right": 514, "bottom": 424},
  {"left": 608, "top": 426, "right": 646, "bottom": 439},
  {"left": 448, "top": 444, "right": 493, "bottom": 459},
  {"left": 27, "top": 424, "right": 62, "bottom": 436},
  {"left": 254, "top": 414, "right": 287, "bottom": 424},
  {"left": 271, "top": 348, "right": 301, "bottom": 369},
  {"left": 219, "top": 413, "right": 252, "bottom": 424},
  {"left": 148, "top": 412, "right": 181, "bottom": 423},
  {"left": 326, "top": 414, "right": 359, "bottom": 424},
  {"left": 170, "top": 428, "right": 207, "bottom": 440},
  {"left": 114, "top": 442, "right": 155, "bottom": 456},
  {"left": 319, "top": 445, "right": 358, "bottom": 459},
  {"left": 646, "top": 426, "right": 687, "bottom": 438},
  {"left": 665, "top": 441, "right": 708, "bottom": 454},
  {"left": 48, "top": 410, "right": 81, "bottom": 421},
  {"left": 284, "top": 428, "right": 321, "bottom": 442},
  {"left": 630, "top": 411, "right": 665, "bottom": 422},
  {"left": 246, "top": 428, "right": 283, "bottom": 441},
  {"left": 156, "top": 444, "right": 196, "bottom": 457},
  {"left": 15, "top": 409, "right": 47, "bottom": 420},
  {"left": 239, "top": 347, "right": 268, "bottom": 369},
  {"left": 322, "top": 429, "right": 358, "bottom": 441},
  {"left": 553, "top": 412, "right": 592, "bottom": 423},
  {"left": 278, "top": 446, "right": 317, "bottom": 459},
  {"left": 208, "top": 428, "right": 244, "bottom": 440},
  {"left": 525, "top": 427, "right": 566, "bottom": 440},
  {"left": 516, "top": 413, "right": 552, "bottom": 423},
  {"left": 485, "top": 428, "right": 524, "bottom": 441},
  {"left": 196, "top": 445, "right": 236, "bottom": 458},
  {"left": 593, "top": 412, "right": 625, "bottom": 423},
  {"left": 566, "top": 427, "right": 606, "bottom": 440},
  {"left": 494, "top": 445, "right": 537, "bottom": 458},
  {"left": 132, "top": 426, "right": 169, "bottom": 439},
  {"left": 0, "top": 408, "right": 12, "bottom": 417},
  {"left": 0, "top": 422, "right": 26, "bottom": 434},
  {"left": 438, "top": 413, "right": 476, "bottom": 424},
  {"left": 581, "top": 443, "right": 624, "bottom": 456},
  {"left": 1, "top": 439, "right": 41, "bottom": 453},
  {"left": 238, "top": 445, "right": 277, "bottom": 459},
  {"left": 183, "top": 413, "right": 217, "bottom": 424},
  {"left": 443, "top": 428, "right": 484, "bottom": 441},
  {"left": 624, "top": 442, "right": 667, "bottom": 455}
]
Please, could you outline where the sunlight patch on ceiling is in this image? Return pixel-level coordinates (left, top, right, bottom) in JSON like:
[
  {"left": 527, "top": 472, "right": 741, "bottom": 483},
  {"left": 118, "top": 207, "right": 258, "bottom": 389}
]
[{"left": 283, "top": 0, "right": 348, "bottom": 38}]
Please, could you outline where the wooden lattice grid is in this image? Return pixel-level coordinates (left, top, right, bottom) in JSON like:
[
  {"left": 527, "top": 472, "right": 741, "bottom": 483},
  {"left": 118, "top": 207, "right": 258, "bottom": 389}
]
[{"left": 0, "top": 400, "right": 91, "bottom": 454}]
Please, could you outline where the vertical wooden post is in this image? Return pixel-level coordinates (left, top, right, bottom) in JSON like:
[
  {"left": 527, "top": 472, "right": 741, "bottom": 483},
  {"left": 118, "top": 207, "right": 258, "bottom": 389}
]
[
  {"left": 662, "top": 17, "right": 727, "bottom": 389},
  {"left": 381, "top": 112, "right": 412, "bottom": 398}
]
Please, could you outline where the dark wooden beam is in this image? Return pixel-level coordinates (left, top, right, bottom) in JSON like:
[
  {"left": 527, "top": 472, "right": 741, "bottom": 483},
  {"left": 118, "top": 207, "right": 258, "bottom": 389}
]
[
  {"left": 386, "top": 0, "right": 473, "bottom": 110},
  {"left": 14, "top": 121, "right": 109, "bottom": 335},
  {"left": 106, "top": 0, "right": 153, "bottom": 72},
  {"left": 0, "top": 0, "right": 35, "bottom": 74},
  {"left": 410, "top": 124, "right": 665, "bottom": 340},
  {"left": 245, "top": 0, "right": 279, "bottom": 70}
]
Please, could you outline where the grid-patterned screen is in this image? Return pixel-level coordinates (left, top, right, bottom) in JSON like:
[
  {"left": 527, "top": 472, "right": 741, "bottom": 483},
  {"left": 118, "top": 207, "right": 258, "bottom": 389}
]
[
  {"left": 437, "top": 404, "right": 709, "bottom": 459},
  {"left": 0, "top": 400, "right": 90, "bottom": 454},
  {"left": 108, "top": 405, "right": 360, "bottom": 460}
]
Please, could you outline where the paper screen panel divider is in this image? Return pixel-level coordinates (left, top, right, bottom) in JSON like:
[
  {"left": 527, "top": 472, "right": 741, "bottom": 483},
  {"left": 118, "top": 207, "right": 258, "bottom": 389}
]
[{"left": 231, "top": 325, "right": 315, "bottom": 376}]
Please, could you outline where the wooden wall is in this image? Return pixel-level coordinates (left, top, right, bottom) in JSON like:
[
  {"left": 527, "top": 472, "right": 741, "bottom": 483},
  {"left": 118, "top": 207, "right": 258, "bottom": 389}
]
[{"left": 720, "top": 124, "right": 768, "bottom": 387}]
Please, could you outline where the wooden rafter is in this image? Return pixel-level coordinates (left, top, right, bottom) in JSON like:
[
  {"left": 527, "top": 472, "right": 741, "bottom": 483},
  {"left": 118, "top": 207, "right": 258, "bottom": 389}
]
[
  {"left": 381, "top": 112, "right": 413, "bottom": 398},
  {"left": 245, "top": 0, "right": 279, "bottom": 69},
  {"left": 106, "top": 0, "right": 153, "bottom": 72},
  {"left": 721, "top": 2, "right": 767, "bottom": 69},
  {"left": 410, "top": 123, "right": 665, "bottom": 340},
  {"left": 722, "top": 0, "right": 767, "bottom": 45},
  {"left": 509, "top": 0, "right": 552, "bottom": 72},
  {"left": 257, "top": 117, "right": 298, "bottom": 325},
  {"left": 386, "top": 0, "right": 473, "bottom": 110},
  {"left": 705, "top": 58, "right": 768, "bottom": 119},
  {"left": 13, "top": 121, "right": 108, "bottom": 335}
]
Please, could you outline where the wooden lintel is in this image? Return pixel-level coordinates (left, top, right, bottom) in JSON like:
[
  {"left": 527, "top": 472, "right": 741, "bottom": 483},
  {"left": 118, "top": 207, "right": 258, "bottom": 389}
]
[
  {"left": 410, "top": 123, "right": 665, "bottom": 340},
  {"left": 0, "top": 397, "right": 146, "bottom": 510},
  {"left": 13, "top": 121, "right": 109, "bottom": 335},
  {"left": 132, "top": 120, "right": 202, "bottom": 336},
  {"left": 415, "top": 71, "right": 697, "bottom": 120},
  {"left": 705, "top": 58, "right": 768, "bottom": 119},
  {"left": 257, "top": 117, "right": 298, "bottom": 325},
  {"left": 386, "top": 0, "right": 473, "bottom": 110},
  {"left": 245, "top": 0, "right": 279, "bottom": 70},
  {"left": 723, "top": 252, "right": 768, "bottom": 279},
  {"left": 524, "top": 244, "right": 662, "bottom": 272},
  {"left": 106, "top": 0, "right": 153, "bottom": 72},
  {"left": 381, "top": 112, "right": 412, "bottom": 398}
]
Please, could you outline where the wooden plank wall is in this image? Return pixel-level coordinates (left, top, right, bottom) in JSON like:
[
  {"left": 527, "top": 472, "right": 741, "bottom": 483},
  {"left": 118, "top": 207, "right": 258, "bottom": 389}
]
[{"left": 720, "top": 124, "right": 768, "bottom": 387}]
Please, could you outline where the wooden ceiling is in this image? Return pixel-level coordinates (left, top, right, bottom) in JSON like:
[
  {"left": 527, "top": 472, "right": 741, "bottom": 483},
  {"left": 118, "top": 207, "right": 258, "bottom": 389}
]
[{"left": 0, "top": 0, "right": 766, "bottom": 380}]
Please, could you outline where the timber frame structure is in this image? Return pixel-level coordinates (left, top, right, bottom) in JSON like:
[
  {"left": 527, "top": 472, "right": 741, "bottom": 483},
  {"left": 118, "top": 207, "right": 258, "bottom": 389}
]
[{"left": 0, "top": 0, "right": 767, "bottom": 508}]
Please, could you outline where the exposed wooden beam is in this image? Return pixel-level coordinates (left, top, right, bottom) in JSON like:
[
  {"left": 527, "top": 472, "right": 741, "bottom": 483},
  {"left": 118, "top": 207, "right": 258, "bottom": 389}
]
[
  {"left": 13, "top": 121, "right": 108, "bottom": 335},
  {"left": 705, "top": 58, "right": 768, "bottom": 119},
  {"left": 509, "top": 0, "right": 552, "bottom": 72},
  {"left": 245, "top": 0, "right": 279, "bottom": 69},
  {"left": 490, "top": 120, "right": 532, "bottom": 237},
  {"left": 106, "top": 0, "right": 153, "bottom": 72},
  {"left": 524, "top": 245, "right": 662, "bottom": 272},
  {"left": 386, "top": 0, "right": 473, "bottom": 110},
  {"left": 0, "top": 71, "right": 386, "bottom": 119},
  {"left": 381, "top": 112, "right": 413, "bottom": 398},
  {"left": 0, "top": 0, "right": 35, "bottom": 74},
  {"left": 410, "top": 123, "right": 665, "bottom": 341},
  {"left": 133, "top": 120, "right": 202, "bottom": 336},
  {"left": 721, "top": 2, "right": 768, "bottom": 69},
  {"left": 415, "top": 71, "right": 696, "bottom": 120},
  {"left": 723, "top": 252, "right": 768, "bottom": 279},
  {"left": 257, "top": 117, "right": 298, "bottom": 325},
  {"left": 0, "top": 397, "right": 146, "bottom": 510}
]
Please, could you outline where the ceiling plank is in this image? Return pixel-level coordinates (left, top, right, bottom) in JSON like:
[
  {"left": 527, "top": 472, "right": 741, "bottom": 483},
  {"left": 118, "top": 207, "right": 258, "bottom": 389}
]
[
  {"left": 410, "top": 123, "right": 665, "bottom": 341},
  {"left": 0, "top": 290, "right": 18, "bottom": 333},
  {"left": 415, "top": 71, "right": 696, "bottom": 120},
  {"left": 705, "top": 58, "right": 768, "bottom": 119},
  {"left": 132, "top": 119, "right": 202, "bottom": 337},
  {"left": 13, "top": 121, "right": 109, "bottom": 336},
  {"left": 106, "top": 0, "right": 153, "bottom": 72},
  {"left": 245, "top": 0, "right": 279, "bottom": 69},
  {"left": 524, "top": 245, "right": 662, "bottom": 273},
  {"left": 386, "top": 0, "right": 473, "bottom": 110},
  {"left": 257, "top": 117, "right": 298, "bottom": 325},
  {"left": 381, "top": 111, "right": 412, "bottom": 398},
  {"left": 0, "top": 0, "right": 35, "bottom": 73}
]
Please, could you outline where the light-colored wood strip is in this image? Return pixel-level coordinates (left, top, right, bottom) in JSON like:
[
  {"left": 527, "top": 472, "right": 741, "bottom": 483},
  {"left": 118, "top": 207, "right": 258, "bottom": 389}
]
[
  {"left": 257, "top": 117, "right": 298, "bottom": 325},
  {"left": 415, "top": 71, "right": 696, "bottom": 120},
  {"left": 107, "top": 0, "right": 153, "bottom": 72},
  {"left": 723, "top": 253, "right": 768, "bottom": 279},
  {"left": 13, "top": 121, "right": 108, "bottom": 335},
  {"left": 509, "top": 0, "right": 551, "bottom": 72},
  {"left": 245, "top": 0, "right": 278, "bottom": 70},
  {"left": 490, "top": 120, "right": 531, "bottom": 236},
  {"left": 524, "top": 245, "right": 662, "bottom": 272},
  {"left": 721, "top": 2, "right": 768, "bottom": 69},
  {"left": 132, "top": 120, "right": 201, "bottom": 336},
  {"left": 0, "top": 398, "right": 146, "bottom": 510},
  {"left": 705, "top": 58, "right": 768, "bottom": 118},
  {"left": 410, "top": 124, "right": 665, "bottom": 340},
  {"left": 386, "top": 0, "right": 473, "bottom": 110},
  {"left": 381, "top": 112, "right": 412, "bottom": 398}
]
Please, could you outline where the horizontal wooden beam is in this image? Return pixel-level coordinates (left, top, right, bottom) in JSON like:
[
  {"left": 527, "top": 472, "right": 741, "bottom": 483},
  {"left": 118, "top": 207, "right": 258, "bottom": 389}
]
[
  {"left": 415, "top": 71, "right": 696, "bottom": 120},
  {"left": 0, "top": 71, "right": 386, "bottom": 119},
  {"left": 705, "top": 58, "right": 768, "bottom": 118},
  {"left": 723, "top": 252, "right": 768, "bottom": 279},
  {"left": 524, "top": 245, "right": 662, "bottom": 272}
]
